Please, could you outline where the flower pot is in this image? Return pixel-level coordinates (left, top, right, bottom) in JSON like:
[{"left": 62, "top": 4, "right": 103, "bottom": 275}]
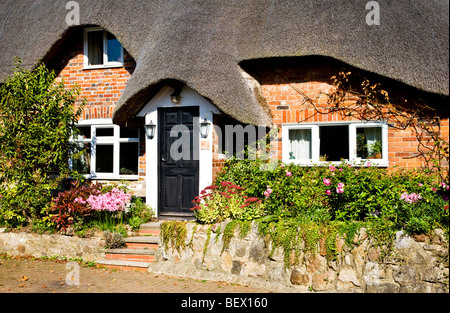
[{"left": 369, "top": 153, "right": 382, "bottom": 159}]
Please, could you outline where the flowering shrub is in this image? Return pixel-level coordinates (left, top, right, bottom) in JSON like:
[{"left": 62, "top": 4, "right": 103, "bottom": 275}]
[
  {"left": 49, "top": 181, "right": 148, "bottom": 234},
  {"left": 86, "top": 187, "right": 131, "bottom": 213},
  {"left": 400, "top": 192, "right": 422, "bottom": 204},
  {"left": 217, "top": 158, "right": 449, "bottom": 234},
  {"left": 192, "top": 181, "right": 265, "bottom": 224},
  {"left": 264, "top": 186, "right": 273, "bottom": 198},
  {"left": 49, "top": 181, "right": 103, "bottom": 231}
]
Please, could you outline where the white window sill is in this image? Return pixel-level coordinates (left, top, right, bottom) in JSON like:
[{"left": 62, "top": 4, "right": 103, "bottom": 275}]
[
  {"left": 83, "top": 174, "right": 140, "bottom": 181},
  {"left": 283, "top": 159, "right": 389, "bottom": 167},
  {"left": 82, "top": 64, "right": 124, "bottom": 70}
]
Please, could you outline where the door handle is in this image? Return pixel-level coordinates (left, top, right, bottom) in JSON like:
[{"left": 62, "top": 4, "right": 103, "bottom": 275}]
[{"left": 161, "top": 157, "right": 167, "bottom": 162}]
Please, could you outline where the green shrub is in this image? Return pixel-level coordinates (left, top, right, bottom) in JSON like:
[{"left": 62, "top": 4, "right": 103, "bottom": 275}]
[
  {"left": 126, "top": 197, "right": 154, "bottom": 231},
  {"left": 0, "top": 60, "right": 83, "bottom": 227},
  {"left": 192, "top": 181, "right": 265, "bottom": 224},
  {"left": 103, "top": 230, "right": 126, "bottom": 249},
  {"left": 215, "top": 158, "right": 449, "bottom": 236}
]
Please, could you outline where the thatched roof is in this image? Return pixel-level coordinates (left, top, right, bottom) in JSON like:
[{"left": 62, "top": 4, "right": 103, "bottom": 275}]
[{"left": 0, "top": 0, "right": 448, "bottom": 126}]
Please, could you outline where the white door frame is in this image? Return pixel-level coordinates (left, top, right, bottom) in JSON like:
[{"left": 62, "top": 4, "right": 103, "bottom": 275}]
[{"left": 137, "top": 85, "right": 220, "bottom": 217}]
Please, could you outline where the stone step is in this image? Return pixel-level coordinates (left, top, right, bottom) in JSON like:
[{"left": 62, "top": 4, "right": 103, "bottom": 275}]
[
  {"left": 158, "top": 212, "right": 195, "bottom": 221},
  {"left": 96, "top": 260, "right": 151, "bottom": 272},
  {"left": 102, "top": 248, "right": 156, "bottom": 263},
  {"left": 124, "top": 236, "right": 159, "bottom": 249},
  {"left": 138, "top": 222, "right": 162, "bottom": 235},
  {"left": 137, "top": 229, "right": 161, "bottom": 236},
  {"left": 101, "top": 248, "right": 157, "bottom": 255},
  {"left": 140, "top": 221, "right": 163, "bottom": 229},
  {"left": 96, "top": 223, "right": 162, "bottom": 272}
]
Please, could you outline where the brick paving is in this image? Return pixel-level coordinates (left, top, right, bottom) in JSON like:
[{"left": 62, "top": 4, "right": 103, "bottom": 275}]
[{"left": 0, "top": 257, "right": 271, "bottom": 293}]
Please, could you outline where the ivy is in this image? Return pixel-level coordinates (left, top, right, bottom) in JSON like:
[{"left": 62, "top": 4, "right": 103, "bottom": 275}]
[
  {"left": 160, "top": 221, "right": 187, "bottom": 253},
  {"left": 202, "top": 225, "right": 212, "bottom": 261},
  {"left": 221, "top": 220, "right": 251, "bottom": 254},
  {"left": 258, "top": 218, "right": 361, "bottom": 268}
]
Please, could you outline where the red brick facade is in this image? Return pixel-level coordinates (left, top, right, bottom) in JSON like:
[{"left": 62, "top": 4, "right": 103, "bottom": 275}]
[
  {"left": 50, "top": 32, "right": 135, "bottom": 120},
  {"left": 48, "top": 30, "right": 448, "bottom": 184},
  {"left": 256, "top": 63, "right": 449, "bottom": 171},
  {"left": 48, "top": 29, "right": 147, "bottom": 184}
]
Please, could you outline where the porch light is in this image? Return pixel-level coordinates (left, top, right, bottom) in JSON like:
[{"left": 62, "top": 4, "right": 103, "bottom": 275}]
[
  {"left": 200, "top": 118, "right": 211, "bottom": 138},
  {"left": 171, "top": 88, "right": 181, "bottom": 104},
  {"left": 145, "top": 120, "right": 156, "bottom": 139}
]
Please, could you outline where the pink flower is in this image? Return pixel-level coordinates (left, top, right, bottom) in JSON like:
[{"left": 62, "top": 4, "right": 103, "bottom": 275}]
[
  {"left": 336, "top": 182, "right": 345, "bottom": 194},
  {"left": 339, "top": 168, "right": 343, "bottom": 172},
  {"left": 87, "top": 188, "right": 131, "bottom": 212},
  {"left": 323, "top": 178, "right": 331, "bottom": 186},
  {"left": 418, "top": 183, "right": 423, "bottom": 187},
  {"left": 329, "top": 165, "right": 335, "bottom": 172},
  {"left": 400, "top": 192, "right": 422, "bottom": 204},
  {"left": 74, "top": 197, "right": 86, "bottom": 204},
  {"left": 325, "top": 190, "right": 331, "bottom": 195},
  {"left": 286, "top": 171, "right": 292, "bottom": 177},
  {"left": 400, "top": 192, "right": 408, "bottom": 200},
  {"left": 264, "top": 186, "right": 272, "bottom": 198}
]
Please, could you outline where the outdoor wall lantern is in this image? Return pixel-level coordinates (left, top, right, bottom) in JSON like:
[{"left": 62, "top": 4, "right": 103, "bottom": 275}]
[
  {"left": 200, "top": 118, "right": 211, "bottom": 139},
  {"left": 145, "top": 120, "right": 156, "bottom": 139},
  {"left": 171, "top": 87, "right": 182, "bottom": 104}
]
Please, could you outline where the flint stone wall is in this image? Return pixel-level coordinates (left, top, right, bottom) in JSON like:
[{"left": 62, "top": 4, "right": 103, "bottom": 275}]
[
  {"left": 0, "top": 229, "right": 105, "bottom": 262},
  {"left": 149, "top": 222, "right": 449, "bottom": 293}
]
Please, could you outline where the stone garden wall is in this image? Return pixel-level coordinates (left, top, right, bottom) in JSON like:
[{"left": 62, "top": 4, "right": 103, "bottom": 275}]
[
  {"left": 149, "top": 222, "right": 449, "bottom": 293},
  {"left": 0, "top": 229, "right": 105, "bottom": 262}
]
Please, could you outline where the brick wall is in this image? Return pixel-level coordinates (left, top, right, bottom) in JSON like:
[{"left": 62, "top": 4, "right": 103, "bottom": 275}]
[
  {"left": 212, "top": 115, "right": 226, "bottom": 183},
  {"left": 50, "top": 33, "right": 135, "bottom": 120},
  {"left": 256, "top": 63, "right": 449, "bottom": 170},
  {"left": 47, "top": 30, "right": 147, "bottom": 184},
  {"left": 48, "top": 35, "right": 448, "bottom": 184}
]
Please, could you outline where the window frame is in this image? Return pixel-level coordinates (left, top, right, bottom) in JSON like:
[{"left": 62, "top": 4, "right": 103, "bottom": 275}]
[
  {"left": 83, "top": 27, "right": 124, "bottom": 70},
  {"left": 282, "top": 124, "right": 319, "bottom": 165},
  {"left": 72, "top": 119, "right": 140, "bottom": 180},
  {"left": 282, "top": 121, "right": 388, "bottom": 166}
]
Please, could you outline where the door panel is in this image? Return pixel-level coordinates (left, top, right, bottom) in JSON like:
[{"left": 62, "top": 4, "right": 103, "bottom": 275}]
[
  {"left": 164, "top": 176, "right": 179, "bottom": 209},
  {"left": 181, "top": 175, "right": 196, "bottom": 208},
  {"left": 159, "top": 107, "right": 199, "bottom": 214}
]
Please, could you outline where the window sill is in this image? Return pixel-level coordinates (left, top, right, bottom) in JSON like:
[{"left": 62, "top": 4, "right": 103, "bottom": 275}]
[
  {"left": 82, "top": 64, "right": 124, "bottom": 70},
  {"left": 283, "top": 159, "right": 389, "bottom": 167},
  {"left": 82, "top": 174, "right": 140, "bottom": 181}
]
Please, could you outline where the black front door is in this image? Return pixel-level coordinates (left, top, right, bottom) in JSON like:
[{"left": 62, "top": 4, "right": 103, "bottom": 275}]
[{"left": 158, "top": 107, "right": 199, "bottom": 215}]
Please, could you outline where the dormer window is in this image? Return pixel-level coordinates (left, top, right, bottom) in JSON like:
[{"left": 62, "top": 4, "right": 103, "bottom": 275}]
[{"left": 83, "top": 27, "right": 123, "bottom": 69}]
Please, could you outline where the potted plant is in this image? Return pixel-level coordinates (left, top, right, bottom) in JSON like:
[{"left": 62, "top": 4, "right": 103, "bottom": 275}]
[{"left": 368, "top": 140, "right": 382, "bottom": 159}]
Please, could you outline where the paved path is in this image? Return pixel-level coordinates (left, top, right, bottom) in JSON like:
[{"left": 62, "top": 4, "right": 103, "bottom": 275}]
[{"left": 0, "top": 257, "right": 271, "bottom": 293}]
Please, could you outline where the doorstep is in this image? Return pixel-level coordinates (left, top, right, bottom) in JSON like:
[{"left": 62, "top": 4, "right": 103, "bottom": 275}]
[{"left": 96, "top": 259, "right": 152, "bottom": 272}]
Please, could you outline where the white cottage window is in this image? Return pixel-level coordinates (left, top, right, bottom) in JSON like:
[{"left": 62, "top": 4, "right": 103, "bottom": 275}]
[
  {"left": 83, "top": 27, "right": 124, "bottom": 69},
  {"left": 71, "top": 119, "right": 140, "bottom": 179},
  {"left": 282, "top": 122, "right": 388, "bottom": 166}
]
